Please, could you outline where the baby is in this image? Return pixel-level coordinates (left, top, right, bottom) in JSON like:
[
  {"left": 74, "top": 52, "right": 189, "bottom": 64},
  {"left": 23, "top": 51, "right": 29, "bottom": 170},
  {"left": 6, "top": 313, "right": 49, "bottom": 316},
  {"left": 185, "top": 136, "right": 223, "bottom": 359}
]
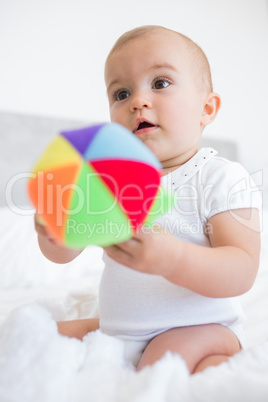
[{"left": 35, "top": 25, "right": 261, "bottom": 374}]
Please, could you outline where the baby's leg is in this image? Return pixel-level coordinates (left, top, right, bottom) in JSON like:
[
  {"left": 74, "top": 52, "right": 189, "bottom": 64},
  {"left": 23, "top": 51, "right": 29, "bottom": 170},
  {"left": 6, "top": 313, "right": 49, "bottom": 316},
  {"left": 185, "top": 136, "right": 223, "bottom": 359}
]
[
  {"left": 57, "top": 318, "right": 99, "bottom": 340},
  {"left": 137, "top": 324, "right": 240, "bottom": 374}
]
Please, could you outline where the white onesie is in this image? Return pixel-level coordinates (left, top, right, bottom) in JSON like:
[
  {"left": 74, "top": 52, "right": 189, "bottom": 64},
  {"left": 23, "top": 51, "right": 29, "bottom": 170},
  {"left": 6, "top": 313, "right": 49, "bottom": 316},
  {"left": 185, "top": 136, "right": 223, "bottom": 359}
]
[{"left": 99, "top": 148, "right": 262, "bottom": 365}]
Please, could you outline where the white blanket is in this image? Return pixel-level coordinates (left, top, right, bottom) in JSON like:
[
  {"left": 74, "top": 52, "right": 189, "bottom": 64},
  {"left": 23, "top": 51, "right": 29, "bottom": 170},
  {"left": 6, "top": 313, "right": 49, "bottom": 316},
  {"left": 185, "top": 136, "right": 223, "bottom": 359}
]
[{"left": 0, "top": 207, "right": 268, "bottom": 401}]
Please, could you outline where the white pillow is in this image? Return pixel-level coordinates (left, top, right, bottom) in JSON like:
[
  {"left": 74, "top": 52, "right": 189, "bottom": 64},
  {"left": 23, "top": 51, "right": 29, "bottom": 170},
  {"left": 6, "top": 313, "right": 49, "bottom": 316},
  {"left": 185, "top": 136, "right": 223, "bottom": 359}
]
[{"left": 0, "top": 207, "right": 104, "bottom": 289}]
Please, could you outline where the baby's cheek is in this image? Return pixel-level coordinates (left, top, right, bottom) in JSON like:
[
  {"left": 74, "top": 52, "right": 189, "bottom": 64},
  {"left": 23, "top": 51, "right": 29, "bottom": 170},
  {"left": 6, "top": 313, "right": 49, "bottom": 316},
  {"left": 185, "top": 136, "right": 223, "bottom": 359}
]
[{"left": 110, "top": 107, "right": 126, "bottom": 126}]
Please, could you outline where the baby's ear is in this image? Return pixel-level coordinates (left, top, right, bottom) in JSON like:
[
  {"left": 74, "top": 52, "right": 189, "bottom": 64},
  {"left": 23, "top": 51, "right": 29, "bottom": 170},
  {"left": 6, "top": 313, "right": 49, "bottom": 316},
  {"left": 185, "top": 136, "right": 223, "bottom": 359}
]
[{"left": 201, "top": 92, "right": 221, "bottom": 127}]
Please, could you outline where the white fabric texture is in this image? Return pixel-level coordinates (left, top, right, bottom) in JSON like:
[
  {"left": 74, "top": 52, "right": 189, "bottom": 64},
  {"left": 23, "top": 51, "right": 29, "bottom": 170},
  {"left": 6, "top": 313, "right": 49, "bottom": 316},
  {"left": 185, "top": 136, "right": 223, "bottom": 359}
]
[{"left": 99, "top": 149, "right": 261, "bottom": 350}]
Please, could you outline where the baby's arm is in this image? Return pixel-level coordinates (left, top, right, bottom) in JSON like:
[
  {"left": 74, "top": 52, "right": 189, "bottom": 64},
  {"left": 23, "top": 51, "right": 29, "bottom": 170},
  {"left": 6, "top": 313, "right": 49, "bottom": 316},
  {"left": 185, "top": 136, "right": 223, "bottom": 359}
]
[
  {"left": 35, "top": 214, "right": 83, "bottom": 263},
  {"left": 104, "top": 208, "right": 261, "bottom": 298},
  {"left": 165, "top": 208, "right": 260, "bottom": 297}
]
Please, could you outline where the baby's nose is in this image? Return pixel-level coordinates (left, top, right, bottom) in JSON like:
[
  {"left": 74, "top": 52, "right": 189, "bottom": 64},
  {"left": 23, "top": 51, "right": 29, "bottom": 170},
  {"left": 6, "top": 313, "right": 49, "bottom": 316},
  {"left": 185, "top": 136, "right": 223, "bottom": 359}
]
[{"left": 130, "top": 93, "right": 152, "bottom": 111}]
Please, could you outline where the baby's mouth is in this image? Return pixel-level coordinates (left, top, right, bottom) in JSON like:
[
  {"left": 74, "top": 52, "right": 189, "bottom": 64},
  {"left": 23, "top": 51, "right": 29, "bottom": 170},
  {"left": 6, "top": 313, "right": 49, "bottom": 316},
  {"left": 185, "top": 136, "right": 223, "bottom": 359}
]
[{"left": 133, "top": 120, "right": 158, "bottom": 135}]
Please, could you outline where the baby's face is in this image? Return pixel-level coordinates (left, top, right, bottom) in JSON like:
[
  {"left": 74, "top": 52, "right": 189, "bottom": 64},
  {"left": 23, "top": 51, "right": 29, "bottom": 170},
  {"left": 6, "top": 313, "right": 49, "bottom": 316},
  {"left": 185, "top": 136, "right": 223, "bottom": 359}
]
[{"left": 105, "top": 30, "right": 209, "bottom": 171}]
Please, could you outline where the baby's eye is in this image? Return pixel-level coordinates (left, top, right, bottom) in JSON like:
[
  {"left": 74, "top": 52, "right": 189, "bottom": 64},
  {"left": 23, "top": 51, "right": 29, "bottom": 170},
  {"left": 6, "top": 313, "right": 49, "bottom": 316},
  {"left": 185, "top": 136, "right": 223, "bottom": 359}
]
[
  {"left": 113, "top": 89, "right": 130, "bottom": 101},
  {"left": 152, "top": 78, "right": 171, "bottom": 90}
]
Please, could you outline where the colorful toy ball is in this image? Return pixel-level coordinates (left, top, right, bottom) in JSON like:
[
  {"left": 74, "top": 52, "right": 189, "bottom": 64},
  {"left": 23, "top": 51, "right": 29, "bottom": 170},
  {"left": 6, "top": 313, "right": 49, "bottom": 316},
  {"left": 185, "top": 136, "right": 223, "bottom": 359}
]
[{"left": 28, "top": 122, "right": 174, "bottom": 248}]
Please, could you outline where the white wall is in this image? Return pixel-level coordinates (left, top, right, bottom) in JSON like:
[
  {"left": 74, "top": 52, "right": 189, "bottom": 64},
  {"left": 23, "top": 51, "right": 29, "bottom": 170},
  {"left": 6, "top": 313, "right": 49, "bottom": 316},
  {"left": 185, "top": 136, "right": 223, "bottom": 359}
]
[{"left": 0, "top": 0, "right": 268, "bottom": 177}]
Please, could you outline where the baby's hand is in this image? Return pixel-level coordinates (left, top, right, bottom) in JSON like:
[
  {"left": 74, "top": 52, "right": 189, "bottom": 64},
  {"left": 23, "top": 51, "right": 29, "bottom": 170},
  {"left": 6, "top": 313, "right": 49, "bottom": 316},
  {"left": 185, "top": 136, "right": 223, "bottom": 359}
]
[
  {"left": 34, "top": 214, "right": 57, "bottom": 245},
  {"left": 34, "top": 213, "right": 83, "bottom": 263},
  {"left": 104, "top": 224, "right": 183, "bottom": 278}
]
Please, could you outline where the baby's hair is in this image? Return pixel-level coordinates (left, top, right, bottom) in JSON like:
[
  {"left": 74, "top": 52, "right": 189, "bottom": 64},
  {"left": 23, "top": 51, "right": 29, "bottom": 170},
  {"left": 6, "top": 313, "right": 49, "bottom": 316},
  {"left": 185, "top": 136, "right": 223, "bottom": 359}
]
[{"left": 105, "top": 25, "right": 213, "bottom": 93}]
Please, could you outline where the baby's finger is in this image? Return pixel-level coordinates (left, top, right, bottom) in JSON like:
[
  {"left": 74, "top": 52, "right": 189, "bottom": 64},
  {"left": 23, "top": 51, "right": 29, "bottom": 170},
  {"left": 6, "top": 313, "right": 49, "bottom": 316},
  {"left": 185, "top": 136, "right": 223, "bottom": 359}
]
[
  {"left": 34, "top": 214, "right": 54, "bottom": 240},
  {"left": 116, "top": 237, "right": 141, "bottom": 252},
  {"left": 134, "top": 223, "right": 165, "bottom": 240},
  {"left": 104, "top": 244, "right": 134, "bottom": 267},
  {"left": 34, "top": 214, "right": 45, "bottom": 233}
]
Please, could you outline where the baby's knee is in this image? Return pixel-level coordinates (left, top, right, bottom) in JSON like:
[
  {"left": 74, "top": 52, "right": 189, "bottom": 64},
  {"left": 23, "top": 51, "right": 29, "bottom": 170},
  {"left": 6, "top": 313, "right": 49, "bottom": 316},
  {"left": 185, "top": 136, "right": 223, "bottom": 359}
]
[{"left": 193, "top": 354, "right": 230, "bottom": 374}]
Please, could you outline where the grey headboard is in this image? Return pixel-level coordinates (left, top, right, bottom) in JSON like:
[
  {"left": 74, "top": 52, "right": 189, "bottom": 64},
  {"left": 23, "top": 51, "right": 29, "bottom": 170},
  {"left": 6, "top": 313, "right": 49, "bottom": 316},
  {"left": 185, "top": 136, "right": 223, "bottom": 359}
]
[{"left": 0, "top": 111, "right": 238, "bottom": 208}]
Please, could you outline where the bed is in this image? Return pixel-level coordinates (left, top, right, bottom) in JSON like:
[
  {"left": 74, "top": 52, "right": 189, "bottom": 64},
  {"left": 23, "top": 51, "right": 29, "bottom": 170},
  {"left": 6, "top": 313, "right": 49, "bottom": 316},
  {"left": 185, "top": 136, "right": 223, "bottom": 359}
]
[{"left": 0, "top": 111, "right": 267, "bottom": 401}]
